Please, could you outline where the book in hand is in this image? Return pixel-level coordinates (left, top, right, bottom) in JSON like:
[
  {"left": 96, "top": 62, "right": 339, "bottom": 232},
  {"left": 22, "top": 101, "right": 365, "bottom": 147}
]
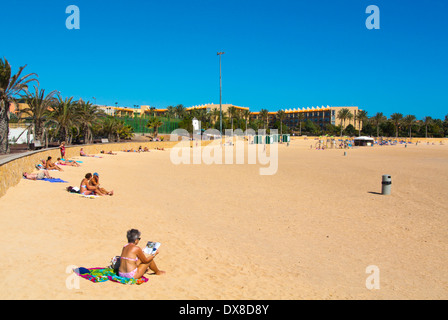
[{"left": 143, "top": 241, "right": 161, "bottom": 255}]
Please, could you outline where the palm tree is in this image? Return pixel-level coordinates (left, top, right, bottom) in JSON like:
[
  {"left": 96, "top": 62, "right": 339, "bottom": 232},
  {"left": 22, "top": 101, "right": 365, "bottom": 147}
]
[
  {"left": 403, "top": 114, "right": 416, "bottom": 138},
  {"left": 347, "top": 111, "right": 354, "bottom": 127},
  {"left": 337, "top": 108, "right": 351, "bottom": 136},
  {"left": 49, "top": 95, "right": 78, "bottom": 144},
  {"left": 166, "top": 106, "right": 176, "bottom": 121},
  {"left": 76, "top": 99, "right": 103, "bottom": 144},
  {"left": 355, "top": 110, "right": 368, "bottom": 136},
  {"left": 0, "top": 58, "right": 38, "bottom": 153},
  {"left": 147, "top": 117, "right": 164, "bottom": 138},
  {"left": 210, "top": 108, "right": 220, "bottom": 127},
  {"left": 175, "top": 104, "right": 186, "bottom": 119},
  {"left": 20, "top": 86, "right": 58, "bottom": 144},
  {"left": 277, "top": 110, "right": 286, "bottom": 135},
  {"left": 423, "top": 116, "right": 432, "bottom": 138},
  {"left": 242, "top": 109, "right": 251, "bottom": 131},
  {"left": 227, "top": 106, "right": 236, "bottom": 131},
  {"left": 101, "top": 116, "right": 121, "bottom": 142},
  {"left": 297, "top": 112, "right": 305, "bottom": 135},
  {"left": 259, "top": 109, "right": 269, "bottom": 130},
  {"left": 390, "top": 113, "right": 403, "bottom": 138},
  {"left": 372, "top": 112, "right": 386, "bottom": 138}
]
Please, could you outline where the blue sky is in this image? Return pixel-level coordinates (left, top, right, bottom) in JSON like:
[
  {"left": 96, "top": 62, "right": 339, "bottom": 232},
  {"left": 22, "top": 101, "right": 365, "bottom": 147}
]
[{"left": 2, "top": 0, "right": 447, "bottom": 119}]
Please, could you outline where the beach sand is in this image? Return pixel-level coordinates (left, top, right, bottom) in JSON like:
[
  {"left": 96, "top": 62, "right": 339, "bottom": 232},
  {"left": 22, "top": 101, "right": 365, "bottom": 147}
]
[{"left": 0, "top": 139, "right": 447, "bottom": 299}]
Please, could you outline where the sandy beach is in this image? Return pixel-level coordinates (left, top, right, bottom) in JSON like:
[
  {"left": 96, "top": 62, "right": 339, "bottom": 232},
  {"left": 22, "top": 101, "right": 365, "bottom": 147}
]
[{"left": 0, "top": 139, "right": 447, "bottom": 300}]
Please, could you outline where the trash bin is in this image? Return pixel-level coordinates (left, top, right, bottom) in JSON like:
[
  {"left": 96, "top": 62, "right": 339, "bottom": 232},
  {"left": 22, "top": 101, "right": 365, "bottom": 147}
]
[{"left": 381, "top": 175, "right": 392, "bottom": 195}]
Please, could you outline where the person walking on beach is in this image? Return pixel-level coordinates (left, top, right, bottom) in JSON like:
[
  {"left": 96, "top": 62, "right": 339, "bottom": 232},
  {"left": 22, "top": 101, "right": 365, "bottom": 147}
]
[{"left": 118, "top": 229, "right": 165, "bottom": 279}]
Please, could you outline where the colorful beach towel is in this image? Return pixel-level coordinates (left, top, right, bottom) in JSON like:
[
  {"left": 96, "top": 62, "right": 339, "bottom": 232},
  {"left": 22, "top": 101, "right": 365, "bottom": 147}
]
[
  {"left": 74, "top": 267, "right": 149, "bottom": 285},
  {"left": 41, "top": 178, "right": 68, "bottom": 183}
]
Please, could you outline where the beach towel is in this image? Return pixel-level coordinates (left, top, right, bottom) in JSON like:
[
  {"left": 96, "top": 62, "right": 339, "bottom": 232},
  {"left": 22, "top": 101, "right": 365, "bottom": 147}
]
[
  {"left": 61, "top": 159, "right": 83, "bottom": 163},
  {"left": 41, "top": 178, "right": 68, "bottom": 183},
  {"left": 73, "top": 267, "right": 149, "bottom": 285}
]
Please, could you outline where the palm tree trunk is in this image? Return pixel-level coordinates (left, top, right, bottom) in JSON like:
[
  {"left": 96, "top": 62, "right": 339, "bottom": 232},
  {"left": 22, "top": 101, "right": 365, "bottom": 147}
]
[
  {"left": 44, "top": 128, "right": 49, "bottom": 148},
  {"left": 0, "top": 105, "right": 10, "bottom": 154}
]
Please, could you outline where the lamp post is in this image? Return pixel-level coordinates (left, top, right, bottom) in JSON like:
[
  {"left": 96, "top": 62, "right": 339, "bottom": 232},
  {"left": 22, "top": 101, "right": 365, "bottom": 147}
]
[{"left": 217, "top": 52, "right": 225, "bottom": 135}]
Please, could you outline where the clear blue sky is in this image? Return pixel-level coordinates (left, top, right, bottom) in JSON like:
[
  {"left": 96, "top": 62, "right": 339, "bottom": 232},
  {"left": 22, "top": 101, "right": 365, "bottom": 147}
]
[{"left": 2, "top": 0, "right": 447, "bottom": 119}]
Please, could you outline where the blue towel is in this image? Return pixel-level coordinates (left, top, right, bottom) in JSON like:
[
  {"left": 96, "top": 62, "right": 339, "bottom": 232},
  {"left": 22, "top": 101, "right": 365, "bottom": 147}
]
[{"left": 41, "top": 178, "right": 68, "bottom": 183}]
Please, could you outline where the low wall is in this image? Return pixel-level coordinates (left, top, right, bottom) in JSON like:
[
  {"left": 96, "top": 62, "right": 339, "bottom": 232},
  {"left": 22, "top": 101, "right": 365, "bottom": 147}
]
[{"left": 0, "top": 140, "right": 199, "bottom": 199}]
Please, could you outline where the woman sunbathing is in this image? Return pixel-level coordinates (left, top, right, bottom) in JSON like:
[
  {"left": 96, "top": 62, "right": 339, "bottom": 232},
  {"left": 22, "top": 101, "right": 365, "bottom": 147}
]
[
  {"left": 80, "top": 148, "right": 96, "bottom": 157},
  {"left": 23, "top": 170, "right": 53, "bottom": 180},
  {"left": 100, "top": 150, "right": 117, "bottom": 155},
  {"left": 45, "top": 156, "right": 63, "bottom": 171},
  {"left": 118, "top": 229, "right": 165, "bottom": 279},
  {"left": 89, "top": 172, "right": 113, "bottom": 196},
  {"left": 56, "top": 157, "right": 80, "bottom": 167}
]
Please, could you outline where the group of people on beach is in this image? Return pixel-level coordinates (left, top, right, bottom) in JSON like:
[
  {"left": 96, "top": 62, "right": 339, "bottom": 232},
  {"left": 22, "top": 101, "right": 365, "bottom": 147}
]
[
  {"left": 122, "top": 145, "right": 165, "bottom": 152},
  {"left": 22, "top": 142, "right": 114, "bottom": 197},
  {"left": 23, "top": 148, "right": 81, "bottom": 180}
]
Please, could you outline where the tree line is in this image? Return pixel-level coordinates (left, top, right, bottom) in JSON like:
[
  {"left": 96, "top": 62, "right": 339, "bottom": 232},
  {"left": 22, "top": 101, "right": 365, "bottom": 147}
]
[
  {"left": 1, "top": 58, "right": 135, "bottom": 154},
  {"left": 333, "top": 109, "right": 448, "bottom": 139},
  {"left": 2, "top": 58, "right": 447, "bottom": 154}
]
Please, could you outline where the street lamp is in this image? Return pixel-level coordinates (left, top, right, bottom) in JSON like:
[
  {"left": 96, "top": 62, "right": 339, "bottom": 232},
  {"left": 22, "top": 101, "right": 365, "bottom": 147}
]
[{"left": 217, "top": 52, "right": 225, "bottom": 135}]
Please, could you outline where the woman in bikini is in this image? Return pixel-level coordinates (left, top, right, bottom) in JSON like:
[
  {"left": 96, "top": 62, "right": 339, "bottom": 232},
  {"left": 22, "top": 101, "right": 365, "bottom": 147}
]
[
  {"left": 45, "top": 156, "right": 63, "bottom": 171},
  {"left": 118, "top": 229, "right": 165, "bottom": 279},
  {"left": 56, "top": 157, "right": 80, "bottom": 167},
  {"left": 79, "top": 173, "right": 100, "bottom": 196}
]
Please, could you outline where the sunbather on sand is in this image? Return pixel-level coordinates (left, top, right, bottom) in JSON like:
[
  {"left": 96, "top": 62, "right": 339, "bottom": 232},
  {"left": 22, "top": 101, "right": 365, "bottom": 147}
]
[
  {"left": 45, "top": 156, "right": 63, "bottom": 171},
  {"left": 22, "top": 170, "right": 54, "bottom": 180},
  {"left": 80, "top": 148, "right": 96, "bottom": 157},
  {"left": 100, "top": 150, "right": 117, "bottom": 155},
  {"left": 56, "top": 158, "right": 80, "bottom": 167},
  {"left": 118, "top": 229, "right": 165, "bottom": 279},
  {"left": 89, "top": 172, "right": 113, "bottom": 196}
]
